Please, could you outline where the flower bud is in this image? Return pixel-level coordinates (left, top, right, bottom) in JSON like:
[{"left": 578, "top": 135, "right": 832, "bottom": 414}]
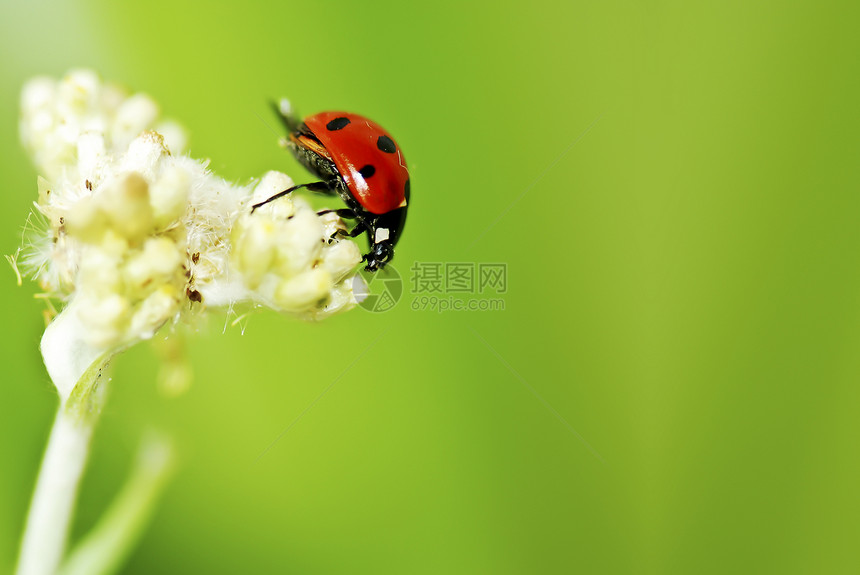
[{"left": 275, "top": 268, "right": 333, "bottom": 311}]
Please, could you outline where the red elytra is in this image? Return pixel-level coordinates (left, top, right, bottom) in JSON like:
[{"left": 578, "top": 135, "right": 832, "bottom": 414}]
[{"left": 303, "top": 112, "right": 409, "bottom": 215}]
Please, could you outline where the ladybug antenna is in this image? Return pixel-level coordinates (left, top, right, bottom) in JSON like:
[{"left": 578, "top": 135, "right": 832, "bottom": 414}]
[{"left": 271, "top": 98, "right": 300, "bottom": 133}]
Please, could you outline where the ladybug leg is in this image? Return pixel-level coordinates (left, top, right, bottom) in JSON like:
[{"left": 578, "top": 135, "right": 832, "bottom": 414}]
[
  {"left": 329, "top": 221, "right": 366, "bottom": 242},
  {"left": 251, "top": 181, "right": 332, "bottom": 212},
  {"left": 306, "top": 185, "right": 339, "bottom": 197},
  {"left": 316, "top": 208, "right": 357, "bottom": 219}
]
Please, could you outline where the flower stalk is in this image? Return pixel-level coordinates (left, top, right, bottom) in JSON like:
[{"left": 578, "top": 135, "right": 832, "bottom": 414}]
[
  {"left": 56, "top": 432, "right": 175, "bottom": 575},
  {"left": 17, "top": 407, "right": 98, "bottom": 575},
  {"left": 17, "top": 303, "right": 111, "bottom": 575}
]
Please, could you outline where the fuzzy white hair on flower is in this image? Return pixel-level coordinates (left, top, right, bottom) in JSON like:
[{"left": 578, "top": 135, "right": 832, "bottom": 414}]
[{"left": 19, "top": 69, "right": 364, "bottom": 355}]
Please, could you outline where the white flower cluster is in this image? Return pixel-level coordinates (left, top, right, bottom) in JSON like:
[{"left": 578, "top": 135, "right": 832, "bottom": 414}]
[{"left": 20, "top": 70, "right": 362, "bottom": 350}]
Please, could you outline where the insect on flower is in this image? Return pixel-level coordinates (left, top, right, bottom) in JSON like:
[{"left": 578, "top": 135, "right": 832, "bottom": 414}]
[{"left": 252, "top": 101, "right": 411, "bottom": 272}]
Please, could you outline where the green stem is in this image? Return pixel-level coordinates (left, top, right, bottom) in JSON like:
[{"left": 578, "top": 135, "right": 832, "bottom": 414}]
[
  {"left": 57, "top": 434, "right": 174, "bottom": 575},
  {"left": 15, "top": 408, "right": 98, "bottom": 575},
  {"left": 17, "top": 301, "right": 176, "bottom": 575},
  {"left": 16, "top": 305, "right": 111, "bottom": 575}
]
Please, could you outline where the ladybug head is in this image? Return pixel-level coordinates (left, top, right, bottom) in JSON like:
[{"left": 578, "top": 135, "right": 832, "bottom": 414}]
[
  {"left": 361, "top": 205, "right": 406, "bottom": 272},
  {"left": 363, "top": 241, "right": 393, "bottom": 272}
]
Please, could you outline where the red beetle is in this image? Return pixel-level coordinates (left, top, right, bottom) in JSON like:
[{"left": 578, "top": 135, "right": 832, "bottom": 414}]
[{"left": 252, "top": 100, "right": 410, "bottom": 271}]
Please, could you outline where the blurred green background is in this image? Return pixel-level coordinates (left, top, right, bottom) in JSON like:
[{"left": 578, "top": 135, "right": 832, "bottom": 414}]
[{"left": 2, "top": 0, "right": 860, "bottom": 573}]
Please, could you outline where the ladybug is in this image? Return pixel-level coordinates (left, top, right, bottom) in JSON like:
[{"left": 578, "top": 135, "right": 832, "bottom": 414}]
[{"left": 252, "top": 100, "right": 410, "bottom": 272}]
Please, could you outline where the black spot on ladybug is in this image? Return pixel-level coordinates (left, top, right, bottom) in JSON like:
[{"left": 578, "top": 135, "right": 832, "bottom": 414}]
[
  {"left": 359, "top": 165, "right": 376, "bottom": 179},
  {"left": 377, "top": 135, "right": 396, "bottom": 154},
  {"left": 326, "top": 117, "right": 351, "bottom": 131},
  {"left": 404, "top": 178, "right": 411, "bottom": 200}
]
